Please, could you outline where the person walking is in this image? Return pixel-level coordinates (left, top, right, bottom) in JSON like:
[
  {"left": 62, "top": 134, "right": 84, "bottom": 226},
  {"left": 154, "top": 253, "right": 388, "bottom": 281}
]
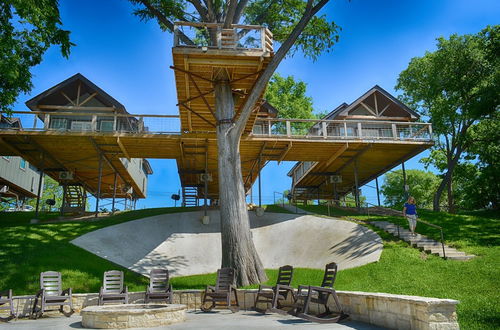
[{"left": 403, "top": 196, "right": 418, "bottom": 236}]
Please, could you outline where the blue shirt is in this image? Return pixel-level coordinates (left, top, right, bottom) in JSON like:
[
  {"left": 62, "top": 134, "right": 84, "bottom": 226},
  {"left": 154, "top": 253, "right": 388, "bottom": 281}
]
[{"left": 404, "top": 203, "right": 417, "bottom": 215}]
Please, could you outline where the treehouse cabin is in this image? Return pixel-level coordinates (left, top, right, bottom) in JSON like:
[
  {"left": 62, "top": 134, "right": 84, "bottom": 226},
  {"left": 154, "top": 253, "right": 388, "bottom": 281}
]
[
  {"left": 0, "top": 115, "right": 44, "bottom": 205},
  {"left": 286, "top": 85, "right": 431, "bottom": 204}
]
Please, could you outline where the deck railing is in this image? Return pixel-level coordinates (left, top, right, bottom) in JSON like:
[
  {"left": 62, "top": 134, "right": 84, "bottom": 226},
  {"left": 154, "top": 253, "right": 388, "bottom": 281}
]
[
  {"left": 1, "top": 111, "right": 182, "bottom": 134},
  {"left": 252, "top": 118, "right": 433, "bottom": 141},
  {"left": 173, "top": 21, "right": 273, "bottom": 52}
]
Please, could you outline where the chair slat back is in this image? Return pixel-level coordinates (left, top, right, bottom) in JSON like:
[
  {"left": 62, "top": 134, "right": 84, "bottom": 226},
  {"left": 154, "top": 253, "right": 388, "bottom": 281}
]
[
  {"left": 320, "top": 262, "right": 338, "bottom": 289},
  {"left": 103, "top": 270, "right": 124, "bottom": 294},
  {"left": 40, "top": 271, "right": 62, "bottom": 296},
  {"left": 215, "top": 268, "right": 235, "bottom": 292},
  {"left": 149, "top": 269, "right": 169, "bottom": 293},
  {"left": 276, "top": 265, "right": 294, "bottom": 286}
]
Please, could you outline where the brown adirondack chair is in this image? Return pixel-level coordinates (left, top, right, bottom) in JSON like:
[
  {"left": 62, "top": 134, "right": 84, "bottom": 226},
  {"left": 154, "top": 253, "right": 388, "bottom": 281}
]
[
  {"left": 0, "top": 289, "right": 15, "bottom": 322},
  {"left": 254, "top": 265, "right": 294, "bottom": 314},
  {"left": 98, "top": 270, "right": 128, "bottom": 305},
  {"left": 291, "top": 262, "right": 348, "bottom": 323},
  {"left": 200, "top": 268, "right": 239, "bottom": 312},
  {"left": 145, "top": 269, "right": 173, "bottom": 304},
  {"left": 32, "top": 271, "right": 74, "bottom": 319}
]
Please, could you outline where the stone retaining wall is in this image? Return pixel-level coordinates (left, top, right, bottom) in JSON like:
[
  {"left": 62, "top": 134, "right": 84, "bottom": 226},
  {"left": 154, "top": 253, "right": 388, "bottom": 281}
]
[{"left": 5, "top": 290, "right": 459, "bottom": 329}]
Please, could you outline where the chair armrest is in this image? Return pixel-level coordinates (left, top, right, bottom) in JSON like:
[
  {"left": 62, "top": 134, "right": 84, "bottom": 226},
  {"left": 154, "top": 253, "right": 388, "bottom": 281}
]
[
  {"left": 205, "top": 285, "right": 216, "bottom": 293},
  {"left": 35, "top": 289, "right": 44, "bottom": 298},
  {"left": 123, "top": 286, "right": 129, "bottom": 295},
  {"left": 61, "top": 288, "right": 72, "bottom": 296},
  {"left": 276, "top": 284, "right": 294, "bottom": 291},
  {"left": 168, "top": 284, "right": 173, "bottom": 293},
  {"left": 297, "top": 285, "right": 309, "bottom": 295},
  {"left": 308, "top": 286, "right": 335, "bottom": 294},
  {"left": 257, "top": 284, "right": 273, "bottom": 292},
  {"left": 99, "top": 287, "right": 103, "bottom": 296}
]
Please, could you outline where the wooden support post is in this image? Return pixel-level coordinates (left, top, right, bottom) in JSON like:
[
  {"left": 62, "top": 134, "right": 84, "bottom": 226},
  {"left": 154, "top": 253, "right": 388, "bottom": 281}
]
[
  {"left": 286, "top": 121, "right": 291, "bottom": 137},
  {"left": 173, "top": 24, "right": 179, "bottom": 46},
  {"left": 376, "top": 177, "right": 381, "bottom": 206},
  {"left": 91, "top": 115, "right": 97, "bottom": 132},
  {"left": 34, "top": 166, "right": 44, "bottom": 219},
  {"left": 357, "top": 122, "right": 362, "bottom": 138},
  {"left": 204, "top": 150, "right": 208, "bottom": 217},
  {"left": 112, "top": 172, "right": 117, "bottom": 214},
  {"left": 43, "top": 114, "right": 50, "bottom": 130},
  {"left": 392, "top": 124, "right": 398, "bottom": 139},
  {"left": 95, "top": 155, "right": 103, "bottom": 217},
  {"left": 258, "top": 156, "right": 262, "bottom": 208},
  {"left": 322, "top": 121, "right": 327, "bottom": 139},
  {"left": 402, "top": 161, "right": 408, "bottom": 199},
  {"left": 353, "top": 159, "right": 360, "bottom": 210},
  {"left": 61, "top": 183, "right": 67, "bottom": 216}
]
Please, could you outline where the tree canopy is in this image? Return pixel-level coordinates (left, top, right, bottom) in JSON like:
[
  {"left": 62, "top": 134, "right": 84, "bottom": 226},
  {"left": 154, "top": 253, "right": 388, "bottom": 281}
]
[
  {"left": 265, "top": 73, "right": 315, "bottom": 119},
  {"left": 381, "top": 169, "right": 440, "bottom": 210},
  {"left": 396, "top": 25, "right": 499, "bottom": 211},
  {"left": 0, "top": 0, "right": 72, "bottom": 114}
]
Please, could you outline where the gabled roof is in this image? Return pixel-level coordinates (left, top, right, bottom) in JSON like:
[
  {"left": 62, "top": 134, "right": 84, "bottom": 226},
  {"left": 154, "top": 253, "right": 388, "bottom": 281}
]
[
  {"left": 322, "top": 85, "right": 420, "bottom": 120},
  {"left": 25, "top": 73, "right": 127, "bottom": 112}
]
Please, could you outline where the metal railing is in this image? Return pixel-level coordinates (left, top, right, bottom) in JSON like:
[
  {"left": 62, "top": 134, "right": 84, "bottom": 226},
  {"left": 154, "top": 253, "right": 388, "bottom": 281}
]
[
  {"left": 252, "top": 118, "right": 433, "bottom": 141},
  {"left": 1, "top": 111, "right": 182, "bottom": 134},
  {"left": 174, "top": 22, "right": 273, "bottom": 52},
  {"left": 291, "top": 161, "right": 318, "bottom": 187}
]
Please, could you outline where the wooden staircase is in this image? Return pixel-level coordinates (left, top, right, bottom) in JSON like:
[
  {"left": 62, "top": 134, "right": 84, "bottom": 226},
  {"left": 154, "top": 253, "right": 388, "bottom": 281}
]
[
  {"left": 62, "top": 185, "right": 87, "bottom": 214},
  {"left": 371, "top": 221, "right": 475, "bottom": 260},
  {"left": 182, "top": 185, "right": 200, "bottom": 207}
]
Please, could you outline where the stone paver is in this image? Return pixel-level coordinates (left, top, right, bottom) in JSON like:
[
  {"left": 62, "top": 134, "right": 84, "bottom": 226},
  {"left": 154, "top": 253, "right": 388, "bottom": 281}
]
[
  {"left": 371, "top": 221, "right": 475, "bottom": 260},
  {"left": 0, "top": 311, "right": 384, "bottom": 330}
]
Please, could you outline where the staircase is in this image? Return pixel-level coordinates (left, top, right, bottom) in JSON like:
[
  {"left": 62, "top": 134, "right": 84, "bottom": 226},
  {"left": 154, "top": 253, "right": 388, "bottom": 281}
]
[
  {"left": 371, "top": 221, "right": 475, "bottom": 260},
  {"left": 62, "top": 185, "right": 86, "bottom": 214},
  {"left": 182, "top": 185, "right": 199, "bottom": 207}
]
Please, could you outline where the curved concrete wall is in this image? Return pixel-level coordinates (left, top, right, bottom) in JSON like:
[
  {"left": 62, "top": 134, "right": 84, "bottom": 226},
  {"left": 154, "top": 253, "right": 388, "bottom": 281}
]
[{"left": 71, "top": 210, "right": 382, "bottom": 276}]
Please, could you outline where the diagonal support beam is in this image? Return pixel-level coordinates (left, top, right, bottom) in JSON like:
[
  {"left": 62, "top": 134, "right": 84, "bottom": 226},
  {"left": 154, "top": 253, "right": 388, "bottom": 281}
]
[
  {"left": 178, "top": 103, "right": 216, "bottom": 128},
  {"left": 324, "top": 144, "right": 348, "bottom": 168},
  {"left": 170, "top": 65, "right": 214, "bottom": 83},
  {"left": 188, "top": 74, "right": 215, "bottom": 119},
  {"left": 116, "top": 137, "right": 130, "bottom": 160},
  {"left": 277, "top": 142, "right": 292, "bottom": 164}
]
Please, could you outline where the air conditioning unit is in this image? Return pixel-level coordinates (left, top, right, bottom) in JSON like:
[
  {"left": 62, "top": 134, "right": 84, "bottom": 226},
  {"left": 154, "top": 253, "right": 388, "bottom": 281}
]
[
  {"left": 329, "top": 175, "right": 342, "bottom": 183},
  {"left": 59, "top": 171, "right": 74, "bottom": 180},
  {"left": 199, "top": 173, "right": 213, "bottom": 182}
]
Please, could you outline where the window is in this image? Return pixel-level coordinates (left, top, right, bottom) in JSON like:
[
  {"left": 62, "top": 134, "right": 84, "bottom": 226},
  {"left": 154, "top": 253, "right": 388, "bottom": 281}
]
[
  {"left": 71, "top": 121, "right": 92, "bottom": 131},
  {"left": 20, "top": 158, "right": 27, "bottom": 170},
  {"left": 50, "top": 118, "right": 67, "bottom": 130},
  {"left": 100, "top": 120, "right": 114, "bottom": 132}
]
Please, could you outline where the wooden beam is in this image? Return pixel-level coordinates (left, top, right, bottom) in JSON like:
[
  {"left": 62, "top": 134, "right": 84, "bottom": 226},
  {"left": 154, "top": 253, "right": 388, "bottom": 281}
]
[
  {"left": 324, "top": 143, "right": 348, "bottom": 168},
  {"left": 186, "top": 57, "right": 260, "bottom": 67},
  {"left": 76, "top": 83, "right": 81, "bottom": 106},
  {"left": 37, "top": 105, "right": 115, "bottom": 111},
  {"left": 79, "top": 92, "right": 98, "bottom": 106},
  {"left": 334, "top": 144, "right": 372, "bottom": 174},
  {"left": 188, "top": 74, "right": 215, "bottom": 119},
  {"left": 178, "top": 103, "right": 216, "bottom": 128},
  {"left": 60, "top": 91, "right": 75, "bottom": 105},
  {"left": 378, "top": 103, "right": 391, "bottom": 116},
  {"left": 183, "top": 55, "right": 193, "bottom": 131},
  {"left": 116, "top": 137, "right": 130, "bottom": 160},
  {"left": 360, "top": 102, "right": 377, "bottom": 116},
  {"left": 277, "top": 142, "right": 292, "bottom": 164},
  {"left": 374, "top": 92, "right": 379, "bottom": 115},
  {"left": 170, "top": 65, "right": 214, "bottom": 83},
  {"left": 89, "top": 138, "right": 127, "bottom": 185}
]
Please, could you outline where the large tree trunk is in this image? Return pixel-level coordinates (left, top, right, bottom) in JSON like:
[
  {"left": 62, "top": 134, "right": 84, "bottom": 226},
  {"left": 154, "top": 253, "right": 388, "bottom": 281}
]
[
  {"left": 214, "top": 73, "right": 268, "bottom": 286},
  {"left": 433, "top": 149, "right": 462, "bottom": 212}
]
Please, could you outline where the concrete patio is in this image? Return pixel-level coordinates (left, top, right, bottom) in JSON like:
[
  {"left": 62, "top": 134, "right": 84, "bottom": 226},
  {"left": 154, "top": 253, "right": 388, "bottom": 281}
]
[{"left": 0, "top": 310, "right": 383, "bottom": 330}]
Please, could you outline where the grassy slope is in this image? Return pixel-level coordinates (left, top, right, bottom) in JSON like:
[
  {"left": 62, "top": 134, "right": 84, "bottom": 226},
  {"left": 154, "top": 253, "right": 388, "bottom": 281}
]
[{"left": 1, "top": 205, "right": 498, "bottom": 329}]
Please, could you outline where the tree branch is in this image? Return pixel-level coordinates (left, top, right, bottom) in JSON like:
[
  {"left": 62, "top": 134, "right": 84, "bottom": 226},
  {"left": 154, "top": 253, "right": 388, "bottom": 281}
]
[
  {"left": 136, "top": 0, "right": 195, "bottom": 45},
  {"left": 233, "top": 0, "right": 330, "bottom": 137},
  {"left": 223, "top": 0, "right": 239, "bottom": 27},
  {"left": 232, "top": 0, "right": 248, "bottom": 24},
  {"left": 188, "top": 0, "right": 209, "bottom": 22}
]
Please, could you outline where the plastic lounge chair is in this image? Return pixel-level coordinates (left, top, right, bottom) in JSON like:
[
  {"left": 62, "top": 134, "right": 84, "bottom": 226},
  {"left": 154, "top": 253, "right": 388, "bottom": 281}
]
[
  {"left": 254, "top": 265, "right": 294, "bottom": 314},
  {"left": 145, "top": 269, "right": 173, "bottom": 304},
  {"left": 291, "top": 262, "right": 348, "bottom": 323},
  {"left": 98, "top": 270, "right": 128, "bottom": 305},
  {"left": 32, "top": 271, "right": 74, "bottom": 319},
  {"left": 200, "top": 268, "right": 239, "bottom": 312},
  {"left": 0, "top": 289, "right": 15, "bottom": 322}
]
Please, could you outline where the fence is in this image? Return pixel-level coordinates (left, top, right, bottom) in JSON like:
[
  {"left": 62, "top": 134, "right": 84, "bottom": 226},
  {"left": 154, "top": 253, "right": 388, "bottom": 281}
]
[
  {"left": 174, "top": 22, "right": 273, "bottom": 52},
  {"left": 253, "top": 118, "right": 433, "bottom": 141}
]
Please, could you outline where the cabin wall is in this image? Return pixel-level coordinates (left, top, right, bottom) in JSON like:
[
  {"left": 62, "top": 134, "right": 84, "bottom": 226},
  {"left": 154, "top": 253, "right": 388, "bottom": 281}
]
[
  {"left": 121, "top": 158, "right": 149, "bottom": 197},
  {"left": 0, "top": 156, "right": 43, "bottom": 198}
]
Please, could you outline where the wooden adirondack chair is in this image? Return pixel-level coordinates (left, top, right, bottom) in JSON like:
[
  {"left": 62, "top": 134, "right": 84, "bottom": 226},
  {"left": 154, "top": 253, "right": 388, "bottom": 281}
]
[
  {"left": 254, "top": 265, "right": 294, "bottom": 314},
  {"left": 145, "top": 269, "right": 173, "bottom": 304},
  {"left": 292, "top": 262, "right": 348, "bottom": 323},
  {"left": 200, "top": 268, "right": 239, "bottom": 312},
  {"left": 0, "top": 289, "right": 15, "bottom": 322},
  {"left": 98, "top": 270, "right": 128, "bottom": 305},
  {"left": 32, "top": 271, "right": 74, "bottom": 319}
]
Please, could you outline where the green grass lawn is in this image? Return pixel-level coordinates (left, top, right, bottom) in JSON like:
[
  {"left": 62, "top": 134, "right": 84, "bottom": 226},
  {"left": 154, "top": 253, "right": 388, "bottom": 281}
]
[{"left": 1, "top": 205, "right": 498, "bottom": 329}]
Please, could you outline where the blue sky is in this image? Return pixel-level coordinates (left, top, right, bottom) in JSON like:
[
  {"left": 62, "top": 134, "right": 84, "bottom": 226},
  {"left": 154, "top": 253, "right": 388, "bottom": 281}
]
[{"left": 12, "top": 0, "right": 499, "bottom": 208}]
